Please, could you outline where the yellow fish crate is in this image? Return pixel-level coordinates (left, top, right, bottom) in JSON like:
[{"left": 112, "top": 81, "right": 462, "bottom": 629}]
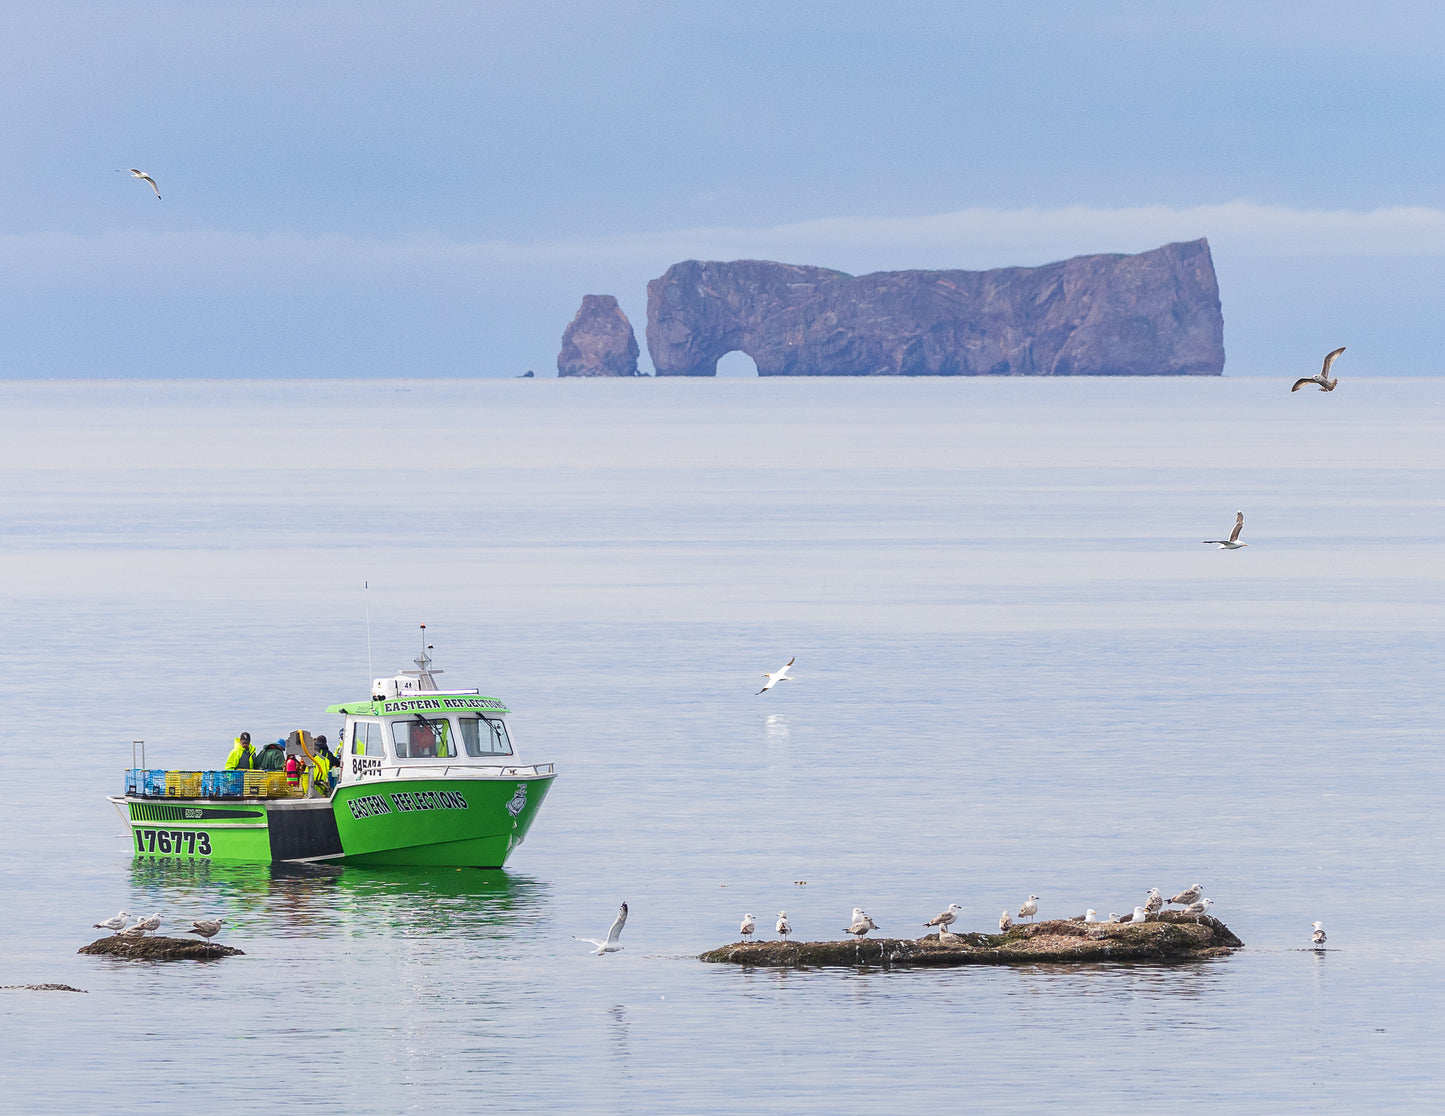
[{"left": 164, "top": 771, "right": 203, "bottom": 797}]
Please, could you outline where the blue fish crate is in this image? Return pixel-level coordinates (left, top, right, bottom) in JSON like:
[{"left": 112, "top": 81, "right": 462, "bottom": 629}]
[
  {"left": 203, "top": 770, "right": 246, "bottom": 798},
  {"left": 129, "top": 769, "right": 170, "bottom": 797}
]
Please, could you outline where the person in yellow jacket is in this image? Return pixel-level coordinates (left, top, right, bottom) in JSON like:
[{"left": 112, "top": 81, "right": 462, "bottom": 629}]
[
  {"left": 309, "top": 734, "right": 333, "bottom": 797},
  {"left": 224, "top": 732, "right": 257, "bottom": 770}
]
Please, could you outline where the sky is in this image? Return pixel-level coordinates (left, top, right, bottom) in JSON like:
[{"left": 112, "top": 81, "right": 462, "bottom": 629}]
[{"left": 2, "top": 0, "right": 1444, "bottom": 378}]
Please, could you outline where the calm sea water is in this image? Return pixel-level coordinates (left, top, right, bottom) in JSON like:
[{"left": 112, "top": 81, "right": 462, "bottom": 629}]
[{"left": 2, "top": 377, "right": 1443, "bottom": 1112}]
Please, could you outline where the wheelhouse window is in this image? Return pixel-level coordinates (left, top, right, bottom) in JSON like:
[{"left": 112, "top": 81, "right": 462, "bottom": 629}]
[
  {"left": 460, "top": 716, "right": 512, "bottom": 757},
  {"left": 351, "top": 721, "right": 385, "bottom": 756},
  {"left": 391, "top": 717, "right": 453, "bottom": 759}
]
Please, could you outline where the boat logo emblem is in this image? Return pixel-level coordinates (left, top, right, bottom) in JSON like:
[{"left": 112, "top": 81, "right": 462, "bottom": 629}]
[{"left": 505, "top": 783, "right": 528, "bottom": 819}]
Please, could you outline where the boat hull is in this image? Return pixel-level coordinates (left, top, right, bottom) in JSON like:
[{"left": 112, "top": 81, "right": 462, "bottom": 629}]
[{"left": 112, "top": 773, "right": 554, "bottom": 868}]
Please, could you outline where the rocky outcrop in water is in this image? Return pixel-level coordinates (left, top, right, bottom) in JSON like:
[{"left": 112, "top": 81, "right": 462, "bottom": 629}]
[
  {"left": 79, "top": 935, "right": 244, "bottom": 960},
  {"left": 557, "top": 294, "right": 642, "bottom": 377},
  {"left": 700, "top": 913, "right": 1243, "bottom": 968},
  {"left": 646, "top": 240, "right": 1224, "bottom": 377}
]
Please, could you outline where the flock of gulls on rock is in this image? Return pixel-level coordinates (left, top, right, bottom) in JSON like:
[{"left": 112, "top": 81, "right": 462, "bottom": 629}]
[
  {"left": 571, "top": 889, "right": 1330, "bottom": 954},
  {"left": 92, "top": 910, "right": 225, "bottom": 940}
]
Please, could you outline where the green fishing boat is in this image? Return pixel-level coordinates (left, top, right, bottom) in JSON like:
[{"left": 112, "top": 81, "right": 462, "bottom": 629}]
[{"left": 109, "top": 644, "right": 556, "bottom": 867}]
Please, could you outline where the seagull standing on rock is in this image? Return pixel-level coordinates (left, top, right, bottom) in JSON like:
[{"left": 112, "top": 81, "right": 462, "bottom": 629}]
[
  {"left": 1017, "top": 896, "right": 1039, "bottom": 923},
  {"left": 999, "top": 910, "right": 1012, "bottom": 931},
  {"left": 924, "top": 903, "right": 963, "bottom": 934},
  {"left": 739, "top": 914, "right": 755, "bottom": 940},
  {"left": 776, "top": 911, "right": 791, "bottom": 939},
  {"left": 1169, "top": 884, "right": 1204, "bottom": 907},
  {"left": 843, "top": 908, "right": 879, "bottom": 938},
  {"left": 573, "top": 902, "right": 628, "bottom": 955},
  {"left": 758, "top": 657, "right": 795, "bottom": 695},
  {"left": 187, "top": 918, "right": 225, "bottom": 940},
  {"left": 1127, "top": 905, "right": 1150, "bottom": 924},
  {"left": 93, "top": 911, "right": 130, "bottom": 934},
  {"left": 119, "top": 920, "right": 148, "bottom": 938},
  {"left": 1203, "top": 511, "right": 1247, "bottom": 550},
  {"left": 1292, "top": 347, "right": 1345, "bottom": 393},
  {"left": 1181, "top": 898, "right": 1213, "bottom": 918},
  {"left": 1084, "top": 909, "right": 1099, "bottom": 923},
  {"left": 1144, "top": 889, "right": 1164, "bottom": 917}
]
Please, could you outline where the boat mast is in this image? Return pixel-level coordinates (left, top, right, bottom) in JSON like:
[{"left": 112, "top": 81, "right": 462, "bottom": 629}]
[{"left": 399, "top": 622, "right": 444, "bottom": 691}]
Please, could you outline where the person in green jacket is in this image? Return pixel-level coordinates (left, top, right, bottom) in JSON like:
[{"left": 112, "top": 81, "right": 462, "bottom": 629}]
[
  {"left": 256, "top": 738, "right": 287, "bottom": 771},
  {"left": 224, "top": 732, "right": 256, "bottom": 770}
]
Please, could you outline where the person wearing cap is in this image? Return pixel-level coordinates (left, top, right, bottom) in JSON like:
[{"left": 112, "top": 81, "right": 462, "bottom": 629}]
[
  {"left": 309, "top": 734, "right": 334, "bottom": 797},
  {"left": 224, "top": 732, "right": 257, "bottom": 770},
  {"left": 256, "top": 738, "right": 287, "bottom": 772}
]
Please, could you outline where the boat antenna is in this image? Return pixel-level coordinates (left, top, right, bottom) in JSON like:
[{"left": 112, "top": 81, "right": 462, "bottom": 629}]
[
  {"left": 400, "top": 621, "right": 443, "bottom": 690},
  {"left": 365, "top": 581, "right": 374, "bottom": 685}
]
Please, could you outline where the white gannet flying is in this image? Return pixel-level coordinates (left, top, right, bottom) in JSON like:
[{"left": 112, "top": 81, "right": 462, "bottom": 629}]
[
  {"left": 739, "top": 914, "right": 756, "bottom": 940},
  {"left": 758, "top": 657, "right": 795, "bottom": 695},
  {"left": 187, "top": 918, "right": 225, "bottom": 939},
  {"left": 129, "top": 169, "right": 161, "bottom": 199},
  {"left": 574, "top": 902, "right": 628, "bottom": 955},
  {"left": 1017, "top": 895, "right": 1039, "bottom": 923},
  {"left": 999, "top": 910, "right": 1012, "bottom": 931},
  {"left": 1311, "top": 920, "right": 1327, "bottom": 947},
  {"left": 1203, "top": 511, "right": 1247, "bottom": 549},
  {"left": 843, "top": 907, "right": 879, "bottom": 938},
  {"left": 1292, "top": 347, "right": 1345, "bottom": 393},
  {"left": 1181, "top": 897, "right": 1213, "bottom": 918},
  {"left": 776, "top": 911, "right": 792, "bottom": 939},
  {"left": 93, "top": 910, "right": 130, "bottom": 934},
  {"left": 923, "top": 903, "right": 963, "bottom": 933},
  {"left": 1169, "top": 884, "right": 1204, "bottom": 907},
  {"left": 1144, "top": 888, "right": 1164, "bottom": 916}
]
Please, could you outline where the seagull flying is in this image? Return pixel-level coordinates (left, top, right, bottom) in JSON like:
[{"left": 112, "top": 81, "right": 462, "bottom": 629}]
[
  {"left": 1203, "top": 511, "right": 1247, "bottom": 549},
  {"left": 1181, "top": 897, "right": 1213, "bottom": 918},
  {"left": 1292, "top": 347, "right": 1345, "bottom": 393},
  {"left": 187, "top": 918, "right": 225, "bottom": 940},
  {"left": 999, "top": 910, "right": 1012, "bottom": 932},
  {"left": 1017, "top": 895, "right": 1039, "bottom": 923},
  {"left": 843, "top": 907, "right": 879, "bottom": 938},
  {"left": 740, "top": 914, "right": 756, "bottom": 940},
  {"left": 573, "top": 902, "right": 628, "bottom": 955},
  {"left": 129, "top": 169, "right": 161, "bottom": 199},
  {"left": 1311, "top": 920, "right": 1327, "bottom": 947},
  {"left": 776, "top": 911, "right": 792, "bottom": 939},
  {"left": 93, "top": 910, "right": 130, "bottom": 934},
  {"left": 758, "top": 657, "right": 795, "bottom": 695},
  {"left": 923, "top": 903, "right": 963, "bottom": 933},
  {"left": 1169, "top": 884, "right": 1204, "bottom": 907}
]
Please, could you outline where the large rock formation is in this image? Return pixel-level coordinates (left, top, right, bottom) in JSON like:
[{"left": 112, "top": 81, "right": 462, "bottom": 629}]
[
  {"left": 646, "top": 239, "right": 1224, "bottom": 376},
  {"left": 557, "top": 294, "right": 641, "bottom": 377}
]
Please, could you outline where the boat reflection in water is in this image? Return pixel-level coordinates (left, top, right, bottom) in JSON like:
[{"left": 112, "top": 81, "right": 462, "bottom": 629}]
[{"left": 126, "top": 857, "right": 551, "bottom": 942}]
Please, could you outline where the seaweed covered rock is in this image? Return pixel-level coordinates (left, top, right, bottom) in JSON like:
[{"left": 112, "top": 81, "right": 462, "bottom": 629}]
[
  {"left": 79, "top": 935, "right": 244, "bottom": 961},
  {"left": 700, "top": 913, "right": 1241, "bottom": 968}
]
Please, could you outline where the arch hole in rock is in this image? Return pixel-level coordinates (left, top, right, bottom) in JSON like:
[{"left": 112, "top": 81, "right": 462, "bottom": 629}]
[{"left": 715, "top": 351, "right": 759, "bottom": 378}]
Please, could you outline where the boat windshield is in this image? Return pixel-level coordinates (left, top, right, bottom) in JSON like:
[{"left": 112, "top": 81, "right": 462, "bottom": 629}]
[
  {"left": 391, "top": 717, "right": 454, "bottom": 759},
  {"left": 460, "top": 716, "right": 512, "bottom": 757}
]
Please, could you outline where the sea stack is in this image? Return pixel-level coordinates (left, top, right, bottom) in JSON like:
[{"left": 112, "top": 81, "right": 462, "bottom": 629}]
[
  {"left": 645, "top": 239, "right": 1225, "bottom": 377},
  {"left": 557, "top": 294, "right": 642, "bottom": 377}
]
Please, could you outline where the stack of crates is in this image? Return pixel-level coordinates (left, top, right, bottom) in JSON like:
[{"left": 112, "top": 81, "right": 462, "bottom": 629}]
[{"left": 242, "top": 771, "right": 269, "bottom": 797}]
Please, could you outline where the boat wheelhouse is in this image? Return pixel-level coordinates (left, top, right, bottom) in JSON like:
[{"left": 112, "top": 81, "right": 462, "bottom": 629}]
[{"left": 109, "top": 645, "right": 556, "bottom": 867}]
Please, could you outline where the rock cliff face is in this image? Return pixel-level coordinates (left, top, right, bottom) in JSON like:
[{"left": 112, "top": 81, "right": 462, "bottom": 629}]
[
  {"left": 557, "top": 294, "right": 641, "bottom": 377},
  {"left": 646, "top": 239, "right": 1224, "bottom": 376}
]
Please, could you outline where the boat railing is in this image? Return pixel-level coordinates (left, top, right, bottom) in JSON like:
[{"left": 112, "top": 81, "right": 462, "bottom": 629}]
[{"left": 375, "top": 762, "right": 555, "bottom": 779}]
